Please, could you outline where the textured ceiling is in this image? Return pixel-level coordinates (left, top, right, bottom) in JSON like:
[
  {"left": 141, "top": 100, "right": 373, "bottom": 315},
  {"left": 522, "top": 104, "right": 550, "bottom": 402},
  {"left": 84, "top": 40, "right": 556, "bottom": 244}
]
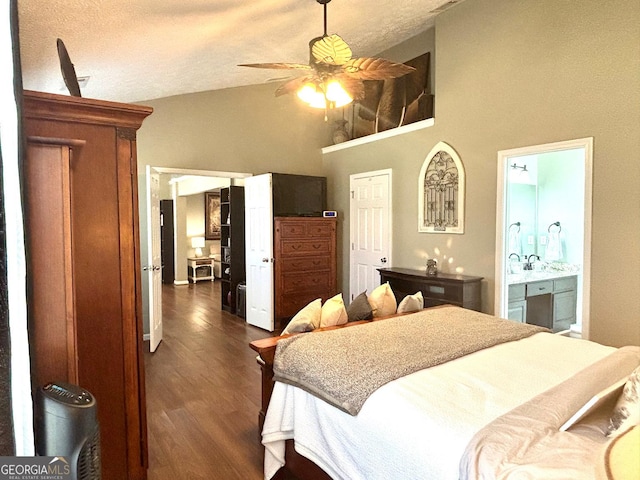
[{"left": 18, "top": 0, "right": 460, "bottom": 103}]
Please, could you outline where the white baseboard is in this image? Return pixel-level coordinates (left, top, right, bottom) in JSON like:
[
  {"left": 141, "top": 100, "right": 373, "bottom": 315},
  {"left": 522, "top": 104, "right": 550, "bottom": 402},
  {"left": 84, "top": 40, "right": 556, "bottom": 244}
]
[
  {"left": 143, "top": 334, "right": 150, "bottom": 342},
  {"left": 174, "top": 280, "right": 189, "bottom": 285}
]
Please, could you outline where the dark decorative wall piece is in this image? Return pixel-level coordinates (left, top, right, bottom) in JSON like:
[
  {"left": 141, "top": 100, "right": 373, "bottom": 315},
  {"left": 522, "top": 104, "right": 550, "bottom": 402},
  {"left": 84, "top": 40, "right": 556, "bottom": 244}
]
[
  {"left": 205, "top": 192, "right": 221, "bottom": 240},
  {"left": 351, "top": 51, "right": 433, "bottom": 139},
  {"left": 418, "top": 141, "right": 465, "bottom": 234}
]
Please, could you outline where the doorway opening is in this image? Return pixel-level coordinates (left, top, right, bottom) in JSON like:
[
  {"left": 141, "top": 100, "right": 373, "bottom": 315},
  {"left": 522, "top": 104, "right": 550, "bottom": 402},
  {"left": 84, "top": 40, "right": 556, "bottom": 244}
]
[
  {"left": 494, "top": 138, "right": 593, "bottom": 338},
  {"left": 143, "top": 166, "right": 252, "bottom": 351}
]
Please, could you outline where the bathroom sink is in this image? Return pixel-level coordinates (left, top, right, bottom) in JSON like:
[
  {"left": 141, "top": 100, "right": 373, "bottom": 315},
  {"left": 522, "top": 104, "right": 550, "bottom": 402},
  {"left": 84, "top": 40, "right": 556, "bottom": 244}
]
[{"left": 507, "top": 268, "right": 579, "bottom": 285}]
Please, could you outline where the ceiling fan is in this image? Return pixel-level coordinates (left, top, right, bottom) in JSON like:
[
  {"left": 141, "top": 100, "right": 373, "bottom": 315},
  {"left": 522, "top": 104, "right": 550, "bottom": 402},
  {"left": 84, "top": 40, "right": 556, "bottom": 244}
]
[{"left": 239, "top": 0, "right": 415, "bottom": 112}]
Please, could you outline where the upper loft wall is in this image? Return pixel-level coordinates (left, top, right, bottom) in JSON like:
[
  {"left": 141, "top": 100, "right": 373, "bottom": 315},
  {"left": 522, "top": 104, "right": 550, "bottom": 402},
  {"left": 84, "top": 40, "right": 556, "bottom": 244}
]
[
  {"left": 136, "top": 81, "right": 330, "bottom": 176},
  {"left": 321, "top": 0, "right": 640, "bottom": 347}
]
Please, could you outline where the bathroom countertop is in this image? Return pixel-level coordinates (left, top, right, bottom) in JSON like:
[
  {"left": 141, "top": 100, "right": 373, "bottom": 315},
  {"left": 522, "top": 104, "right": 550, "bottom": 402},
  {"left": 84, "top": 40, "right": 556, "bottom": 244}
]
[{"left": 507, "top": 269, "right": 579, "bottom": 285}]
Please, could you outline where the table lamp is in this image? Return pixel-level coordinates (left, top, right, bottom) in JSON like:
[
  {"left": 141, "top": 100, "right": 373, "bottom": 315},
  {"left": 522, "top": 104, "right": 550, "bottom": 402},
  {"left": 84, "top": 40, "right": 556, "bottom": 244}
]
[{"left": 191, "top": 236, "right": 205, "bottom": 257}]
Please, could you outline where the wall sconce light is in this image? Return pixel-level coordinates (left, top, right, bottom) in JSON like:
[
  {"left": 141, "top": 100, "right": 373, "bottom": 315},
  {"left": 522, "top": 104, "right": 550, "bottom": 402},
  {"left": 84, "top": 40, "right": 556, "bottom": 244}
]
[{"left": 191, "top": 237, "right": 205, "bottom": 257}]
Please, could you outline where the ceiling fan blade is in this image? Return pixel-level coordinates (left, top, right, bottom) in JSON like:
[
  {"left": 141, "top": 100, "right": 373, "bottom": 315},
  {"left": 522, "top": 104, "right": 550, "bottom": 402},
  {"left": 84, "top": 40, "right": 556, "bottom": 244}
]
[
  {"left": 311, "top": 34, "right": 352, "bottom": 66},
  {"left": 342, "top": 57, "right": 415, "bottom": 80},
  {"left": 274, "top": 75, "right": 313, "bottom": 97},
  {"left": 266, "top": 75, "right": 297, "bottom": 83},
  {"left": 238, "top": 62, "right": 312, "bottom": 71},
  {"left": 56, "top": 38, "right": 81, "bottom": 97}
]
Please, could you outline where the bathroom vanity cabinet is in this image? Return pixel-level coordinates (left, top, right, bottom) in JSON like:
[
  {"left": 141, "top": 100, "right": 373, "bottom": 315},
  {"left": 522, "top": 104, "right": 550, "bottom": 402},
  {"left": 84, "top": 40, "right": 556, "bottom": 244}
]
[{"left": 507, "top": 274, "right": 577, "bottom": 332}]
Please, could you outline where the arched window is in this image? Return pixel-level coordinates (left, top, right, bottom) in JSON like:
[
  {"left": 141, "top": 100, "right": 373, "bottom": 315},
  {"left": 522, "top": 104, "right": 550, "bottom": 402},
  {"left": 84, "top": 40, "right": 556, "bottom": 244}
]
[{"left": 418, "top": 141, "right": 465, "bottom": 234}]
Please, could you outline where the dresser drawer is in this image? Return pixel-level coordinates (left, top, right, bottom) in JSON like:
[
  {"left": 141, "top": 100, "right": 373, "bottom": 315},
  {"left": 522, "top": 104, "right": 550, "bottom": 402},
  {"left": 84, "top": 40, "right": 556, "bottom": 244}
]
[
  {"left": 280, "top": 239, "right": 331, "bottom": 256},
  {"left": 278, "top": 219, "right": 334, "bottom": 238},
  {"left": 304, "top": 222, "right": 333, "bottom": 237},
  {"left": 526, "top": 280, "right": 553, "bottom": 297},
  {"left": 281, "top": 271, "right": 334, "bottom": 294},
  {"left": 280, "top": 256, "right": 332, "bottom": 273}
]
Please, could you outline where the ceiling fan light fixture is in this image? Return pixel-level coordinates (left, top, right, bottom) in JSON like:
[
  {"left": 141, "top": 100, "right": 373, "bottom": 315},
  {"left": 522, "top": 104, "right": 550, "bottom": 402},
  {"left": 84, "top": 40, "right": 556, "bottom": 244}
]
[
  {"left": 297, "top": 83, "right": 326, "bottom": 107},
  {"left": 296, "top": 79, "right": 353, "bottom": 109},
  {"left": 240, "top": 0, "right": 412, "bottom": 116},
  {"left": 325, "top": 80, "right": 352, "bottom": 107}
]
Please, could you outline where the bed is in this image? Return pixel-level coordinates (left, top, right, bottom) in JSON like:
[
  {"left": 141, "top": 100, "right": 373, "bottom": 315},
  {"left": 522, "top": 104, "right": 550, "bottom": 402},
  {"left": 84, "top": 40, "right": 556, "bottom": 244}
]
[{"left": 249, "top": 305, "right": 640, "bottom": 480}]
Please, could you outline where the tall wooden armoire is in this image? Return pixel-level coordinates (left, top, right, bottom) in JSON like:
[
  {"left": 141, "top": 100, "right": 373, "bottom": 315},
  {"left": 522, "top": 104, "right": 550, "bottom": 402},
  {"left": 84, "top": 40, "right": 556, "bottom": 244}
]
[{"left": 22, "top": 90, "right": 152, "bottom": 480}]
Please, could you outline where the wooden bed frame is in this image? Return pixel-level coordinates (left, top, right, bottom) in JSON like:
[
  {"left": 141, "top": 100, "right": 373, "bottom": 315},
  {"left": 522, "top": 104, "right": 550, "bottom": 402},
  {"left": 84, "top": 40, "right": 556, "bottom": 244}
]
[{"left": 249, "top": 308, "right": 440, "bottom": 479}]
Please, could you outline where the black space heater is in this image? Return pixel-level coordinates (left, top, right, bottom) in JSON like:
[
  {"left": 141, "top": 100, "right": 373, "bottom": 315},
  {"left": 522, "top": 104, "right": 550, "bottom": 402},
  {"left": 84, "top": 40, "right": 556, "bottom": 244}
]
[{"left": 35, "top": 382, "right": 102, "bottom": 480}]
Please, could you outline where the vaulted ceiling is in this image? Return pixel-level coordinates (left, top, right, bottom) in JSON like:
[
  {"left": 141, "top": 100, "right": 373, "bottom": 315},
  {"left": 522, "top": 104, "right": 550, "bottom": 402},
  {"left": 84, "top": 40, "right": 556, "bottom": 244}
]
[{"left": 18, "top": 0, "right": 461, "bottom": 103}]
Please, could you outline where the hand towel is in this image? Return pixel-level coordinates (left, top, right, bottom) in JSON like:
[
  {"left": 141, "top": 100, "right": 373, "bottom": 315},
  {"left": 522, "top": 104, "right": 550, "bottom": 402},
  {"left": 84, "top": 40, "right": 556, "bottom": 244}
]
[
  {"left": 508, "top": 230, "right": 521, "bottom": 256},
  {"left": 545, "top": 232, "right": 563, "bottom": 261}
]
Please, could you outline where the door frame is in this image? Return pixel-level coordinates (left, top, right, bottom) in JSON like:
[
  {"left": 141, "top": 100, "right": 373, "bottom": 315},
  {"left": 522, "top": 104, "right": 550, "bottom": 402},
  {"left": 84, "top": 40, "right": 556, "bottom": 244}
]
[
  {"left": 142, "top": 167, "right": 252, "bottom": 346},
  {"left": 494, "top": 137, "right": 593, "bottom": 338},
  {"left": 349, "top": 168, "right": 393, "bottom": 301}
]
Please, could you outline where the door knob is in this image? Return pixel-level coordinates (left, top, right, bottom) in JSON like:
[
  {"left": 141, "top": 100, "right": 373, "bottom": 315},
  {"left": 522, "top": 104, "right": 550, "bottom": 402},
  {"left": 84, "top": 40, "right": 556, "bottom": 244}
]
[{"left": 262, "top": 258, "right": 269, "bottom": 262}]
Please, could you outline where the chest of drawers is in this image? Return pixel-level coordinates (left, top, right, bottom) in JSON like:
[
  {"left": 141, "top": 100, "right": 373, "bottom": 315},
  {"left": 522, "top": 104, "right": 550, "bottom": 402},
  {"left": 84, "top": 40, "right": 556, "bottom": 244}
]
[{"left": 274, "top": 217, "right": 337, "bottom": 320}]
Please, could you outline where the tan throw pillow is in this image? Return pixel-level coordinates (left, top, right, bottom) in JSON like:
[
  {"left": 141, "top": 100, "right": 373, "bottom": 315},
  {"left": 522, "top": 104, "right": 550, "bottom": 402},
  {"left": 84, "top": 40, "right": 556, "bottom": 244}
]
[
  {"left": 320, "top": 293, "right": 348, "bottom": 328},
  {"left": 282, "top": 298, "right": 321, "bottom": 335},
  {"left": 397, "top": 291, "right": 424, "bottom": 314},
  {"left": 368, "top": 282, "right": 397, "bottom": 317},
  {"left": 607, "top": 366, "right": 640, "bottom": 438}
]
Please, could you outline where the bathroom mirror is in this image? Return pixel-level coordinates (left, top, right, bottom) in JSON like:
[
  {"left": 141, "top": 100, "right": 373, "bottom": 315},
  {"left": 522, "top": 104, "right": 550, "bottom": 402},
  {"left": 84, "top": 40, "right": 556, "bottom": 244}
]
[{"left": 506, "top": 151, "right": 585, "bottom": 267}]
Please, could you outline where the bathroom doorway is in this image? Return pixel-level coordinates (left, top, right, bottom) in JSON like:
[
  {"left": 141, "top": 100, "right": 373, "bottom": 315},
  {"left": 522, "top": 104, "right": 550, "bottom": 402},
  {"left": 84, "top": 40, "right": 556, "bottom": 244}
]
[{"left": 495, "top": 138, "right": 593, "bottom": 338}]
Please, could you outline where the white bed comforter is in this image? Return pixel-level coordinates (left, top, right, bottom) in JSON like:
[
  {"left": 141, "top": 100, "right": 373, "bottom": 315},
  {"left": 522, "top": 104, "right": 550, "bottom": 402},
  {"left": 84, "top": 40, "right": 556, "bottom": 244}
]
[{"left": 262, "top": 332, "right": 616, "bottom": 480}]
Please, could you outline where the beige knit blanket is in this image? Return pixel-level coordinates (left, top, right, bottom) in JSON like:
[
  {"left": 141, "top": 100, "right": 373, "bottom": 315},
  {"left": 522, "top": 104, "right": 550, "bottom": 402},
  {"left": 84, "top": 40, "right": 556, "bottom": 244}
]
[{"left": 273, "top": 306, "right": 548, "bottom": 415}]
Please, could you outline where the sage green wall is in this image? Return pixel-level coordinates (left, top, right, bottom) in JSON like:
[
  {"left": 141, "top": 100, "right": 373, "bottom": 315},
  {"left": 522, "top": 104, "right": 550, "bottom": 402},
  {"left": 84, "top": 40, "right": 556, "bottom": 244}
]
[
  {"left": 137, "top": 81, "right": 330, "bottom": 173},
  {"left": 322, "top": 0, "right": 640, "bottom": 347}
]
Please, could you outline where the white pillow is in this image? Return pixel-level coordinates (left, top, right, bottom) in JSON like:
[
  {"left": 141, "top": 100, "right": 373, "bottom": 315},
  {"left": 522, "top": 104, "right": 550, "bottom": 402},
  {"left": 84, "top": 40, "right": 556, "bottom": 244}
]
[
  {"left": 397, "top": 291, "right": 424, "bottom": 314},
  {"left": 320, "top": 293, "right": 348, "bottom": 328},
  {"left": 282, "top": 298, "right": 321, "bottom": 335},
  {"left": 368, "top": 282, "right": 397, "bottom": 317},
  {"left": 607, "top": 366, "right": 640, "bottom": 437}
]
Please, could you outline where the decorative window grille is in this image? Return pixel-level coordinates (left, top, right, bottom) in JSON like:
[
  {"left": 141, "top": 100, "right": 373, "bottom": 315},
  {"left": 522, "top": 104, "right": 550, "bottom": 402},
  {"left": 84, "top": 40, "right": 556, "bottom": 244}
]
[{"left": 418, "top": 141, "right": 465, "bottom": 234}]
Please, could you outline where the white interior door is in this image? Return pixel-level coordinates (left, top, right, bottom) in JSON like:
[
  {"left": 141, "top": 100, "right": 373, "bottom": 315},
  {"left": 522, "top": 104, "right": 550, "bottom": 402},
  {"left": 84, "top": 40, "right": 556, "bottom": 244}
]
[
  {"left": 245, "top": 174, "right": 274, "bottom": 331},
  {"left": 146, "top": 166, "right": 163, "bottom": 351},
  {"left": 349, "top": 169, "right": 392, "bottom": 301}
]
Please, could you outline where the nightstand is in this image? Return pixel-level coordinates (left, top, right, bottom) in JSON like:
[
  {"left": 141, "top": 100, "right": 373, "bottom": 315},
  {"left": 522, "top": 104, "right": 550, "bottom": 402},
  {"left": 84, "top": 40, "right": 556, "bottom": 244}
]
[{"left": 188, "top": 257, "right": 214, "bottom": 283}]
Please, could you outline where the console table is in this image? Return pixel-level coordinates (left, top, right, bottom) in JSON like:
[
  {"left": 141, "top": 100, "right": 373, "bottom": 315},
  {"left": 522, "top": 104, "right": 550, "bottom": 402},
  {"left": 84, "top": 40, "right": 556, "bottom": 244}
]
[
  {"left": 188, "top": 257, "right": 214, "bottom": 283},
  {"left": 378, "top": 267, "right": 483, "bottom": 311}
]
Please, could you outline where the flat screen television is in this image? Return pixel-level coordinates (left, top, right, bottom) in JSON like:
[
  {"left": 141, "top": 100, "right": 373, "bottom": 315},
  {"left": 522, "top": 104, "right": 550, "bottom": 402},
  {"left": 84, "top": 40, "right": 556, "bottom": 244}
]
[{"left": 272, "top": 173, "right": 327, "bottom": 217}]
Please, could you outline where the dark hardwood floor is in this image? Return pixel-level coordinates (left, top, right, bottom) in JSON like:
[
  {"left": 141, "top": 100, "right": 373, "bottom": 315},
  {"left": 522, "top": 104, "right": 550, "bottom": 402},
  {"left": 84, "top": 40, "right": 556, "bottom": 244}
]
[{"left": 145, "top": 281, "right": 269, "bottom": 480}]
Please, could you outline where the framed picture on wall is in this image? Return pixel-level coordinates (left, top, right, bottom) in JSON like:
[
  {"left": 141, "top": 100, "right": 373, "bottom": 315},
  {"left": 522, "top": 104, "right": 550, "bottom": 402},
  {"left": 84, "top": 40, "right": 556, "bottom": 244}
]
[{"left": 205, "top": 192, "right": 221, "bottom": 240}]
